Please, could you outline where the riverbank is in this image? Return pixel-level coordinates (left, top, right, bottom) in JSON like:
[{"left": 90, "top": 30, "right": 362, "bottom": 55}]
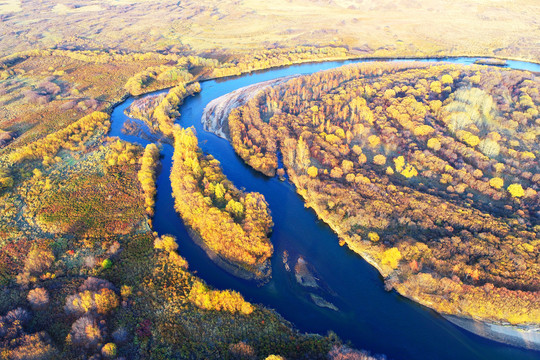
[
  {"left": 199, "top": 59, "right": 540, "bottom": 352},
  {"left": 297, "top": 160, "right": 540, "bottom": 352},
  {"left": 202, "top": 75, "right": 299, "bottom": 139},
  {"left": 186, "top": 226, "right": 272, "bottom": 283},
  {"left": 444, "top": 315, "right": 540, "bottom": 351},
  {"left": 316, "top": 197, "right": 540, "bottom": 350}
]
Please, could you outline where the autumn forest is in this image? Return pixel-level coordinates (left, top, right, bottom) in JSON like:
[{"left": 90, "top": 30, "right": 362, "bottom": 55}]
[{"left": 0, "top": 0, "right": 539, "bottom": 359}]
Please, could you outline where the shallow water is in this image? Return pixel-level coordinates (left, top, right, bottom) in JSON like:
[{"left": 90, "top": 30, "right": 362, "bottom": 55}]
[{"left": 110, "top": 58, "right": 540, "bottom": 360}]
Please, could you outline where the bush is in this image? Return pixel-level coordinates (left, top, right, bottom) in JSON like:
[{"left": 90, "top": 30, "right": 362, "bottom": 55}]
[
  {"left": 427, "top": 138, "right": 441, "bottom": 151},
  {"left": 478, "top": 139, "right": 500, "bottom": 157},
  {"left": 489, "top": 177, "right": 504, "bottom": 190},
  {"left": 380, "top": 248, "right": 402, "bottom": 269},
  {"left": 5, "top": 308, "right": 31, "bottom": 324},
  {"left": 229, "top": 341, "right": 256, "bottom": 359},
  {"left": 373, "top": 155, "right": 386, "bottom": 165},
  {"left": 69, "top": 315, "right": 102, "bottom": 349},
  {"left": 23, "top": 248, "right": 55, "bottom": 275},
  {"left": 9, "top": 332, "right": 57, "bottom": 360},
  {"left": 65, "top": 288, "right": 119, "bottom": 316},
  {"left": 507, "top": 183, "right": 525, "bottom": 198},
  {"left": 79, "top": 277, "right": 115, "bottom": 292},
  {"left": 154, "top": 235, "right": 178, "bottom": 253},
  {"left": 112, "top": 327, "right": 129, "bottom": 344},
  {"left": 101, "top": 343, "right": 117, "bottom": 358},
  {"left": 27, "top": 288, "right": 49, "bottom": 310}
]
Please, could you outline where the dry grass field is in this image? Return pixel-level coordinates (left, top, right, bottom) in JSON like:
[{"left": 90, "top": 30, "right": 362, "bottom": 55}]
[{"left": 0, "top": 0, "right": 538, "bottom": 61}]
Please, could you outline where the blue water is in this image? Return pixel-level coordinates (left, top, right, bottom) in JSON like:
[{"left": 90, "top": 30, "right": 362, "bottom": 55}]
[{"left": 110, "top": 58, "right": 540, "bottom": 360}]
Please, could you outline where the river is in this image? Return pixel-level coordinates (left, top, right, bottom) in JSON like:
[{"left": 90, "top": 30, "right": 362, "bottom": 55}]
[{"left": 110, "top": 57, "right": 540, "bottom": 360}]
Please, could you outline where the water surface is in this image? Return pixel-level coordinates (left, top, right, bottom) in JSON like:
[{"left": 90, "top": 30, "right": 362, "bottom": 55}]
[{"left": 110, "top": 58, "right": 540, "bottom": 360}]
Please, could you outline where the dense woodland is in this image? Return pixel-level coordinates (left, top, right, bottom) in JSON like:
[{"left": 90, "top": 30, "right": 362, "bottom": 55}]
[{"left": 227, "top": 62, "right": 540, "bottom": 324}]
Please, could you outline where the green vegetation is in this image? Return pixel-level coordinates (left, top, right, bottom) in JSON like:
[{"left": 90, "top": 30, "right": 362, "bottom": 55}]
[{"left": 225, "top": 62, "right": 540, "bottom": 325}]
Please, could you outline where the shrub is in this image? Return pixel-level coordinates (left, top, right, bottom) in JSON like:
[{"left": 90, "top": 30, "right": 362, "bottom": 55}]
[
  {"left": 521, "top": 151, "right": 536, "bottom": 161},
  {"left": 456, "top": 130, "right": 480, "bottom": 147},
  {"left": 229, "top": 341, "right": 256, "bottom": 359},
  {"left": 414, "top": 125, "right": 435, "bottom": 137},
  {"left": 79, "top": 277, "right": 115, "bottom": 292},
  {"left": 342, "top": 159, "right": 354, "bottom": 173},
  {"left": 154, "top": 235, "right": 179, "bottom": 253},
  {"left": 112, "top": 327, "right": 129, "bottom": 344},
  {"left": 330, "top": 167, "right": 343, "bottom": 178},
  {"left": 65, "top": 288, "right": 119, "bottom": 316},
  {"left": 27, "top": 288, "right": 49, "bottom": 310},
  {"left": 120, "top": 285, "right": 132, "bottom": 299},
  {"left": 401, "top": 164, "right": 418, "bottom": 178},
  {"left": 489, "top": 177, "right": 504, "bottom": 190},
  {"left": 189, "top": 281, "right": 253, "bottom": 315},
  {"left": 368, "top": 232, "right": 380, "bottom": 242},
  {"left": 380, "top": 248, "right": 402, "bottom": 269},
  {"left": 427, "top": 138, "right": 441, "bottom": 151},
  {"left": 69, "top": 315, "right": 102, "bottom": 349},
  {"left": 101, "top": 343, "right": 117, "bottom": 358},
  {"left": 101, "top": 259, "right": 112, "bottom": 269},
  {"left": 95, "top": 288, "right": 119, "bottom": 315},
  {"left": 9, "top": 332, "right": 57, "bottom": 360},
  {"left": 373, "top": 155, "right": 386, "bottom": 165},
  {"left": 478, "top": 139, "right": 500, "bottom": 157},
  {"left": 507, "top": 183, "right": 525, "bottom": 198},
  {"left": 5, "top": 308, "right": 31, "bottom": 325},
  {"left": 441, "top": 74, "right": 453, "bottom": 85},
  {"left": 368, "top": 135, "right": 380, "bottom": 147},
  {"left": 23, "top": 248, "right": 55, "bottom": 275}
]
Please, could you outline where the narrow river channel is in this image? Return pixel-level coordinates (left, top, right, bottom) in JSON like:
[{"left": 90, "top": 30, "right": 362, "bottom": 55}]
[{"left": 110, "top": 58, "right": 540, "bottom": 360}]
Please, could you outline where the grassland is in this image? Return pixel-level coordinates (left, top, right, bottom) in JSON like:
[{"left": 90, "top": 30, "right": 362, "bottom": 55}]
[{"left": 0, "top": 0, "right": 539, "bottom": 62}]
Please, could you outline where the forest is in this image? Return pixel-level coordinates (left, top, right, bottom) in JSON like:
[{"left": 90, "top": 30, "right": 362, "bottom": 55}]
[
  {"left": 225, "top": 62, "right": 540, "bottom": 324},
  {"left": 0, "top": 46, "right": 385, "bottom": 359}
]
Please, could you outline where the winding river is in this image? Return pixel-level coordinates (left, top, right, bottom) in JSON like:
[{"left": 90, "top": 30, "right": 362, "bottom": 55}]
[{"left": 110, "top": 58, "right": 540, "bottom": 360}]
